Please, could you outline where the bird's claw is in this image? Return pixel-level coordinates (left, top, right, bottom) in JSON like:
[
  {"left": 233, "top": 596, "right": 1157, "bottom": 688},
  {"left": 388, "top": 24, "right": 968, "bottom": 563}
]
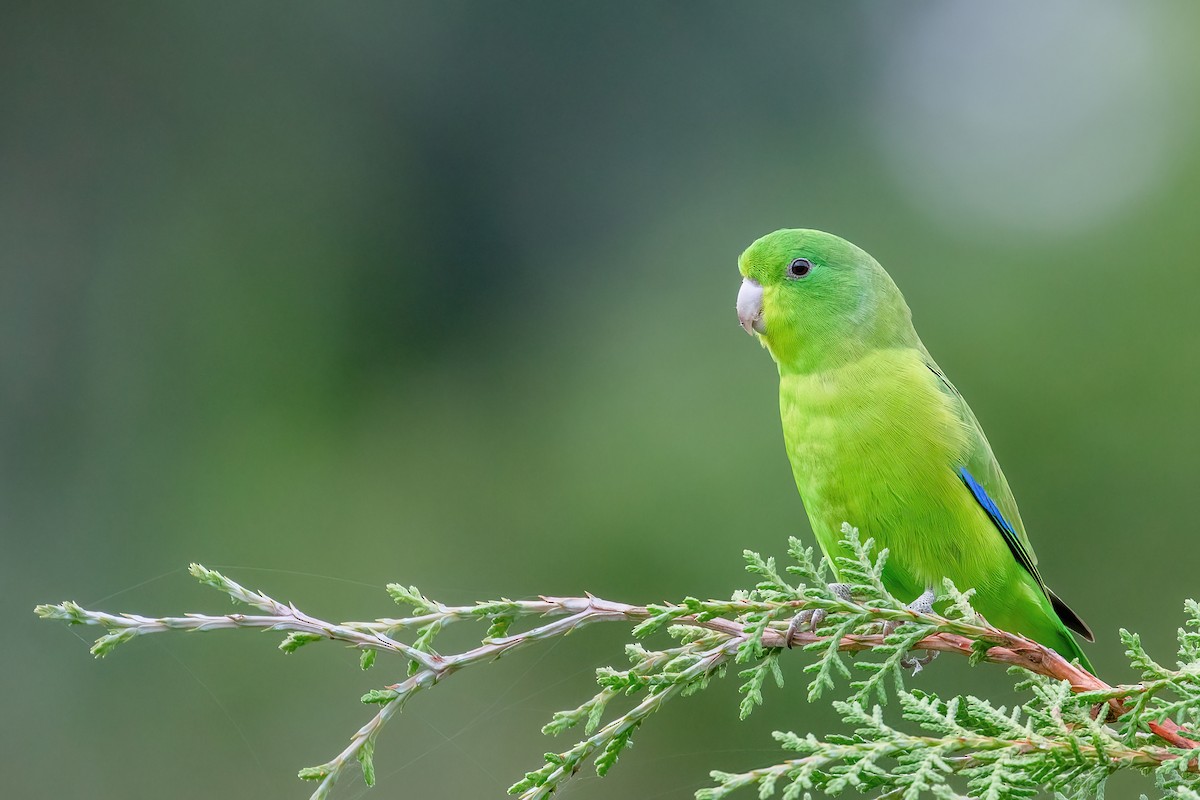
[
  {"left": 880, "top": 587, "right": 939, "bottom": 673},
  {"left": 880, "top": 586, "right": 938, "bottom": 637},
  {"left": 906, "top": 587, "right": 936, "bottom": 616},
  {"left": 900, "top": 649, "right": 938, "bottom": 675},
  {"left": 785, "top": 608, "right": 822, "bottom": 646},
  {"left": 786, "top": 583, "right": 853, "bottom": 648}
]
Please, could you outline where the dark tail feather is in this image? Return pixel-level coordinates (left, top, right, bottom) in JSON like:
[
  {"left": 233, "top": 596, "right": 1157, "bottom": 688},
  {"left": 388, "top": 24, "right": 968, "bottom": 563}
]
[
  {"left": 1054, "top": 625, "right": 1095, "bottom": 674},
  {"left": 1049, "top": 589, "right": 1094, "bottom": 642}
]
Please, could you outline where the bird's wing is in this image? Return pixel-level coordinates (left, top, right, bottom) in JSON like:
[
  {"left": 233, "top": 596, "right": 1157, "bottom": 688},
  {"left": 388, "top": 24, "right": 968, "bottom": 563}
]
[
  {"left": 923, "top": 358, "right": 1093, "bottom": 641},
  {"left": 922, "top": 360, "right": 1038, "bottom": 562}
]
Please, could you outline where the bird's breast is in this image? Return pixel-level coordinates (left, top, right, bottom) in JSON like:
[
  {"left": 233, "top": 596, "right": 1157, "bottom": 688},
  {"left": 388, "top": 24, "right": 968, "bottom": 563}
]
[
  {"left": 780, "top": 348, "right": 967, "bottom": 474},
  {"left": 779, "top": 348, "right": 974, "bottom": 590}
]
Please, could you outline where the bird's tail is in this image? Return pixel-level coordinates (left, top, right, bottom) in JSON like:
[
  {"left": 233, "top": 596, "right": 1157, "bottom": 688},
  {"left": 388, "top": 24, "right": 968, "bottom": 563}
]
[
  {"left": 1046, "top": 588, "right": 1094, "bottom": 673},
  {"left": 1053, "top": 626, "right": 1095, "bottom": 674}
]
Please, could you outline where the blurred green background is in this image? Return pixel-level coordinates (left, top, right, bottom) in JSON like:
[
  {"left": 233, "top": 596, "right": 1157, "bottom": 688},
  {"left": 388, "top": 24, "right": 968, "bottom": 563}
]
[{"left": 5, "top": 3, "right": 1200, "bottom": 798}]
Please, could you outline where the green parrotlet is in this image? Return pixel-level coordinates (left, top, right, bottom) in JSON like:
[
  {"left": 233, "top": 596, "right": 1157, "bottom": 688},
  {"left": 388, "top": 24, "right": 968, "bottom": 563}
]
[{"left": 735, "top": 228, "right": 1094, "bottom": 670}]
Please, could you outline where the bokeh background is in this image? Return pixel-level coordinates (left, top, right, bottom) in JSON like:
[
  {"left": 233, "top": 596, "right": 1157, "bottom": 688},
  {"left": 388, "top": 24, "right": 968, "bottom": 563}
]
[{"left": 5, "top": 3, "right": 1200, "bottom": 798}]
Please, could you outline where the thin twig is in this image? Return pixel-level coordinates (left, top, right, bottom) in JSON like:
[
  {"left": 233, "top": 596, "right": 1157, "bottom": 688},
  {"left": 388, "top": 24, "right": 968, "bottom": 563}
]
[{"left": 36, "top": 563, "right": 1198, "bottom": 799}]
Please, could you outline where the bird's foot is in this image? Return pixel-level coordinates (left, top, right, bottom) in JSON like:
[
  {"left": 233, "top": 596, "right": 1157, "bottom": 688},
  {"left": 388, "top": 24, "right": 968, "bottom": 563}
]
[
  {"left": 786, "top": 583, "right": 852, "bottom": 648},
  {"left": 880, "top": 587, "right": 938, "bottom": 674},
  {"left": 900, "top": 649, "right": 938, "bottom": 675},
  {"left": 880, "top": 586, "right": 937, "bottom": 637}
]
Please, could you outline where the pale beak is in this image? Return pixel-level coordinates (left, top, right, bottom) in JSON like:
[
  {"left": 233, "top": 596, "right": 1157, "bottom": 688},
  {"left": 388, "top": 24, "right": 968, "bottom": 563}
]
[{"left": 736, "top": 277, "right": 766, "bottom": 335}]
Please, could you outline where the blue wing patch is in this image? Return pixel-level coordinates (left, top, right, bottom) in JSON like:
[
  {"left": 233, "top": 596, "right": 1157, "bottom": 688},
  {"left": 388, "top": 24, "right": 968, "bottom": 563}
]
[
  {"left": 956, "top": 466, "right": 1095, "bottom": 641},
  {"left": 955, "top": 466, "right": 1040, "bottom": 582}
]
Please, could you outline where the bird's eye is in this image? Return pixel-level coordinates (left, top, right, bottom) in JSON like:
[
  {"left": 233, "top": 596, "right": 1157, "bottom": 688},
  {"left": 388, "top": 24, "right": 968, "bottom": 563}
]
[{"left": 787, "top": 258, "right": 813, "bottom": 279}]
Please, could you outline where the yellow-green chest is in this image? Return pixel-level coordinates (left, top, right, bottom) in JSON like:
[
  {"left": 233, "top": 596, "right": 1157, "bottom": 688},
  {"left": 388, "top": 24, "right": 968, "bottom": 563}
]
[{"left": 778, "top": 348, "right": 1002, "bottom": 597}]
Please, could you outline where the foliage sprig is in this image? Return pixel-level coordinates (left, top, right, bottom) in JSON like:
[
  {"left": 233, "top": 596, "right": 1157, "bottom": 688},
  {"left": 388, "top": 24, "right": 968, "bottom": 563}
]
[{"left": 37, "top": 525, "right": 1200, "bottom": 799}]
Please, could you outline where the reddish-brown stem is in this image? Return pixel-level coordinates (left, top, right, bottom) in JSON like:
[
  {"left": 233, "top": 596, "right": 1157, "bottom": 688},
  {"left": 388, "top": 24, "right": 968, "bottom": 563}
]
[{"left": 681, "top": 609, "right": 1200, "bottom": 752}]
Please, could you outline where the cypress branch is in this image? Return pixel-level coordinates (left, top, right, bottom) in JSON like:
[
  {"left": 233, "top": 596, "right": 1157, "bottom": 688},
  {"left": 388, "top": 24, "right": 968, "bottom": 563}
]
[{"left": 36, "top": 525, "right": 1200, "bottom": 799}]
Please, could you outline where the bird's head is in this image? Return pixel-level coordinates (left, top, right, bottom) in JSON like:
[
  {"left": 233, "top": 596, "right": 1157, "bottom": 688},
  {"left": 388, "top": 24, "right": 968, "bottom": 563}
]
[{"left": 736, "top": 229, "right": 917, "bottom": 373}]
